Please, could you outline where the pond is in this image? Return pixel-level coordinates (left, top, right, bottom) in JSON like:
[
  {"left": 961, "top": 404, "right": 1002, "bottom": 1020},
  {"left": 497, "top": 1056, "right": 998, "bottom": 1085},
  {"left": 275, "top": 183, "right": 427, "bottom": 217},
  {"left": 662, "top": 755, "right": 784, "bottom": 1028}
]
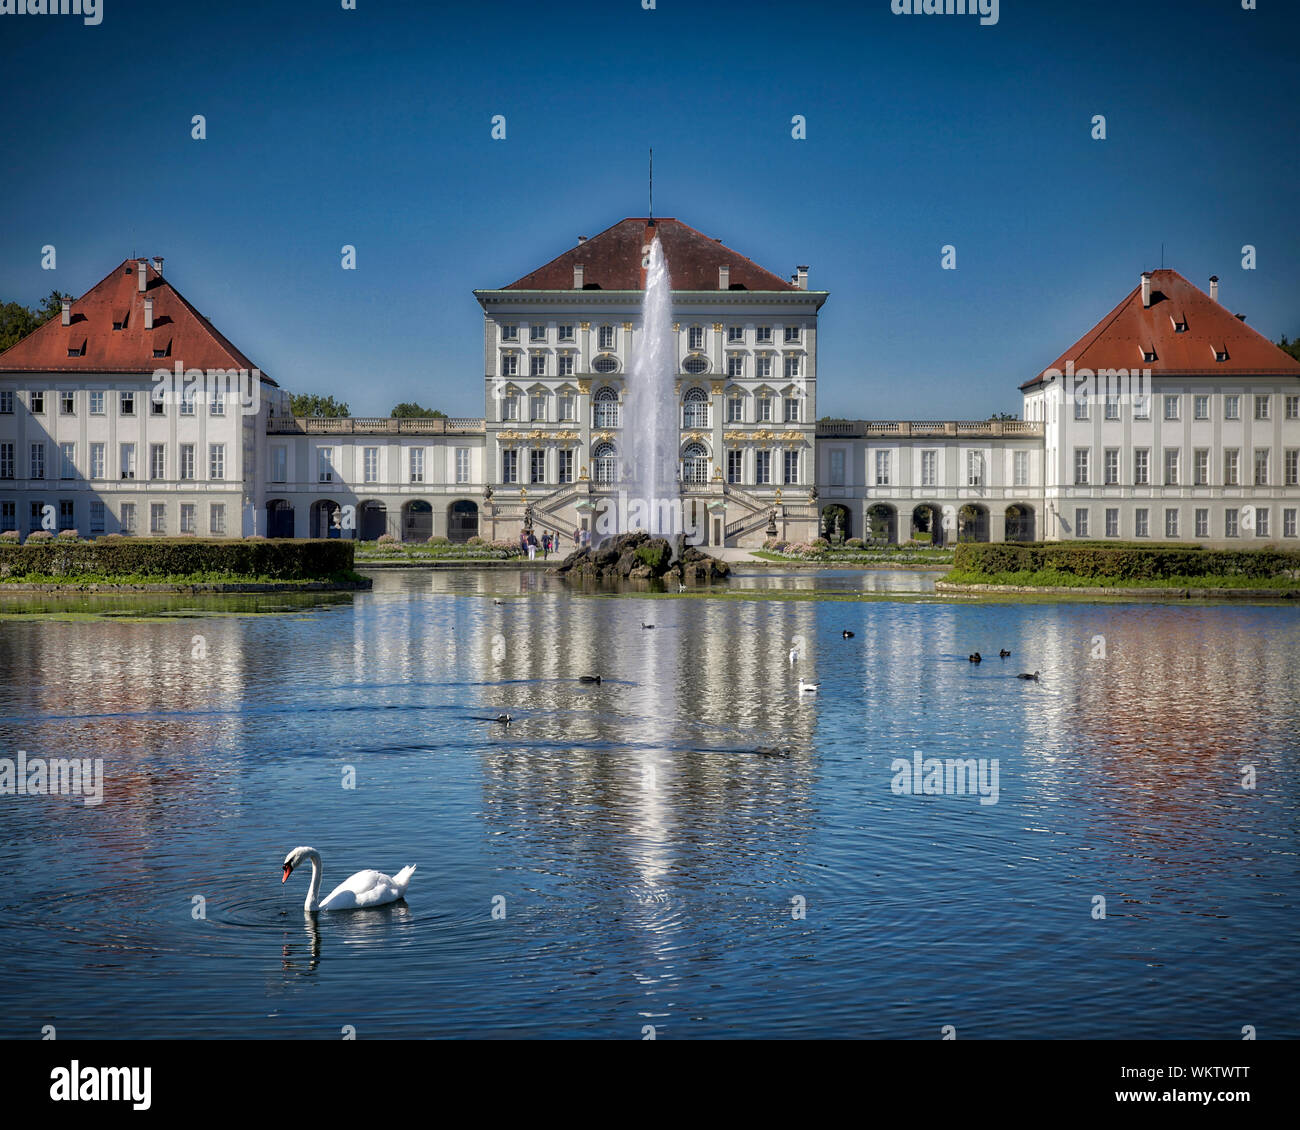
[{"left": 0, "top": 567, "right": 1296, "bottom": 1038}]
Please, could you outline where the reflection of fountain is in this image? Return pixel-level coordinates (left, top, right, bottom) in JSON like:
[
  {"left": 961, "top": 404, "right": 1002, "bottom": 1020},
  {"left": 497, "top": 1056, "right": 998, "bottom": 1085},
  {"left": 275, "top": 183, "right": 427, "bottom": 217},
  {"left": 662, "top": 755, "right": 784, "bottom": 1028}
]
[{"left": 623, "top": 232, "right": 678, "bottom": 535}]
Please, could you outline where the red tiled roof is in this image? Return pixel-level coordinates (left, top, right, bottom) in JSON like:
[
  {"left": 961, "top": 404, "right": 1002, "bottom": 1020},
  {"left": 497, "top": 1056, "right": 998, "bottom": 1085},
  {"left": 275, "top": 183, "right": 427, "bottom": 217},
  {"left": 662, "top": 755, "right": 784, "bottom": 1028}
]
[
  {"left": 0, "top": 259, "right": 276, "bottom": 383},
  {"left": 1022, "top": 269, "right": 1300, "bottom": 389},
  {"left": 498, "top": 217, "right": 799, "bottom": 292}
]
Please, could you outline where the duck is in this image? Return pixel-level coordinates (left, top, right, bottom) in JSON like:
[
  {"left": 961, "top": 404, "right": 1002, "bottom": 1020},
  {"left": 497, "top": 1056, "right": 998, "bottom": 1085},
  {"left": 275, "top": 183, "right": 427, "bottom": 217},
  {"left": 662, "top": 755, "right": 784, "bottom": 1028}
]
[
  {"left": 798, "top": 680, "right": 820, "bottom": 694},
  {"left": 578, "top": 675, "right": 601, "bottom": 684},
  {"left": 968, "top": 652, "right": 982, "bottom": 663},
  {"left": 494, "top": 713, "right": 513, "bottom": 724},
  {"left": 281, "top": 846, "right": 416, "bottom": 913},
  {"left": 493, "top": 599, "right": 504, "bottom": 606},
  {"left": 1017, "top": 671, "right": 1040, "bottom": 681},
  {"left": 842, "top": 630, "right": 855, "bottom": 639},
  {"left": 642, "top": 622, "right": 654, "bottom": 630},
  {"left": 999, "top": 649, "right": 1011, "bottom": 658}
]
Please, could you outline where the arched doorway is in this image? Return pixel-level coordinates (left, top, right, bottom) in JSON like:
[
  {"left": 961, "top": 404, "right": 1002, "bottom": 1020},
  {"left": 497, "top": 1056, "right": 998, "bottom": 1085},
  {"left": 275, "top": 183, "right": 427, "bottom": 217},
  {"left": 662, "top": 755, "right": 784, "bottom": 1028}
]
[
  {"left": 958, "top": 504, "right": 990, "bottom": 543},
  {"left": 1005, "top": 504, "right": 1035, "bottom": 542},
  {"left": 911, "top": 504, "right": 945, "bottom": 547},
  {"left": 359, "top": 500, "right": 388, "bottom": 541},
  {"left": 592, "top": 442, "right": 618, "bottom": 484},
  {"left": 866, "top": 503, "right": 896, "bottom": 545},
  {"left": 821, "top": 504, "right": 851, "bottom": 544},
  {"left": 311, "top": 499, "right": 341, "bottom": 539},
  {"left": 681, "top": 442, "right": 710, "bottom": 484},
  {"left": 265, "top": 498, "right": 294, "bottom": 538},
  {"left": 403, "top": 500, "right": 432, "bottom": 541},
  {"left": 447, "top": 500, "right": 478, "bottom": 543}
]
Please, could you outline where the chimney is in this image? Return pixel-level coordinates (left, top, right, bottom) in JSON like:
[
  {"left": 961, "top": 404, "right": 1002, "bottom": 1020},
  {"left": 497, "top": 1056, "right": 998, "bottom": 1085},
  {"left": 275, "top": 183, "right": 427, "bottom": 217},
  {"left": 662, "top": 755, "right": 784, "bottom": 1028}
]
[
  {"left": 1210, "top": 275, "right": 1219, "bottom": 303},
  {"left": 144, "top": 297, "right": 154, "bottom": 330},
  {"left": 577, "top": 236, "right": 587, "bottom": 244},
  {"left": 719, "top": 265, "right": 730, "bottom": 290},
  {"left": 153, "top": 257, "right": 164, "bottom": 276},
  {"left": 796, "top": 265, "right": 809, "bottom": 291},
  {"left": 1141, "top": 271, "right": 1152, "bottom": 308},
  {"left": 137, "top": 259, "right": 147, "bottom": 293},
  {"left": 61, "top": 299, "right": 71, "bottom": 326},
  {"left": 1235, "top": 313, "right": 1247, "bottom": 322},
  {"left": 573, "top": 263, "right": 584, "bottom": 289}
]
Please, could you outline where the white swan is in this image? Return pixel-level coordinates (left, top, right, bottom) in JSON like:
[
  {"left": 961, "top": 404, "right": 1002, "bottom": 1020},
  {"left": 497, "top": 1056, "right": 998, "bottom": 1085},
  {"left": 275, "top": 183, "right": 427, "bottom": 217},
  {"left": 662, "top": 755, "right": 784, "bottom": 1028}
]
[
  {"left": 798, "top": 680, "right": 820, "bottom": 694},
  {"left": 281, "top": 846, "right": 416, "bottom": 913}
]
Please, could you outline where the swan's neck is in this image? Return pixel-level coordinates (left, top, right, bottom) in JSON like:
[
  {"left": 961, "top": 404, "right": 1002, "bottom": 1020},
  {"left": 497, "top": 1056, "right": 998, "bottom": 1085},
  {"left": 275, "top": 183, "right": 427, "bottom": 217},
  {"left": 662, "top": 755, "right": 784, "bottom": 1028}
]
[{"left": 303, "top": 850, "right": 323, "bottom": 913}]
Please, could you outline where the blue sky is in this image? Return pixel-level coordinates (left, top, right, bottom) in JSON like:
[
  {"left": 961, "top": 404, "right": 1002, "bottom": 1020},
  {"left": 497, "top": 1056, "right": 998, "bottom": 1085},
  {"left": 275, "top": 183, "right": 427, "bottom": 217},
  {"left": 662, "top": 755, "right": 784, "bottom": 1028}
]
[{"left": 1, "top": 0, "right": 1296, "bottom": 419}]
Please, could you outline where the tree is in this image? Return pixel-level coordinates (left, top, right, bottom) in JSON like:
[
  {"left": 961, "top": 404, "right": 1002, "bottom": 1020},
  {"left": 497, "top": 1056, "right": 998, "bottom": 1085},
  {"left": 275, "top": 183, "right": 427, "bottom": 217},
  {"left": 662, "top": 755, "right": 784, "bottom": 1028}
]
[
  {"left": 0, "top": 290, "right": 73, "bottom": 353},
  {"left": 1277, "top": 335, "right": 1300, "bottom": 363},
  {"left": 391, "top": 402, "right": 447, "bottom": 418},
  {"left": 289, "top": 393, "right": 351, "bottom": 417},
  {"left": 988, "top": 411, "right": 1020, "bottom": 421}
]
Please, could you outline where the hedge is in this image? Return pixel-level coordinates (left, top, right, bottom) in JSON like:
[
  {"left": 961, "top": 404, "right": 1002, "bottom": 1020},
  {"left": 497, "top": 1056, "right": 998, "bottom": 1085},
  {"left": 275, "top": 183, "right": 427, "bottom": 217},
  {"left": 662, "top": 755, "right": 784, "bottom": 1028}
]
[
  {"left": 952, "top": 541, "right": 1300, "bottom": 581},
  {"left": 0, "top": 538, "right": 355, "bottom": 580}
]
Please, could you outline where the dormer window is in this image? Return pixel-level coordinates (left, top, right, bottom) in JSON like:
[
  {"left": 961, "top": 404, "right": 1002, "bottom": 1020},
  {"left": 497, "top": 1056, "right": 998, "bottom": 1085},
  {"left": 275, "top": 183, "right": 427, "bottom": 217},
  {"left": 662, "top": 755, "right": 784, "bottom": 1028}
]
[
  {"left": 1141, "top": 347, "right": 1157, "bottom": 363},
  {"left": 66, "top": 339, "right": 86, "bottom": 358},
  {"left": 1214, "top": 346, "right": 1229, "bottom": 362},
  {"left": 112, "top": 308, "right": 128, "bottom": 331},
  {"left": 1171, "top": 315, "right": 1188, "bottom": 333}
]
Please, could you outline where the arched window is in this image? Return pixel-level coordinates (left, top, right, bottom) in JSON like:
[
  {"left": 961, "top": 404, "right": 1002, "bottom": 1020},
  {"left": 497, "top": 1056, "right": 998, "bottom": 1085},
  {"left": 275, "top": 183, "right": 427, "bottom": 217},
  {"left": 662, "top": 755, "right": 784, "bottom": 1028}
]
[
  {"left": 593, "top": 387, "right": 620, "bottom": 428},
  {"left": 681, "top": 442, "right": 710, "bottom": 484},
  {"left": 592, "top": 442, "right": 618, "bottom": 484},
  {"left": 682, "top": 386, "right": 709, "bottom": 429}
]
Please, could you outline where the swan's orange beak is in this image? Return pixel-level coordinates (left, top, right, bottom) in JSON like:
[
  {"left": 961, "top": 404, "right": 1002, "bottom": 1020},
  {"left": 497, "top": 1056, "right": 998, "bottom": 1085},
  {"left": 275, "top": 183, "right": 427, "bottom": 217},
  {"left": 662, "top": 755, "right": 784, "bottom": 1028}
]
[{"left": 282, "top": 863, "right": 292, "bottom": 883}]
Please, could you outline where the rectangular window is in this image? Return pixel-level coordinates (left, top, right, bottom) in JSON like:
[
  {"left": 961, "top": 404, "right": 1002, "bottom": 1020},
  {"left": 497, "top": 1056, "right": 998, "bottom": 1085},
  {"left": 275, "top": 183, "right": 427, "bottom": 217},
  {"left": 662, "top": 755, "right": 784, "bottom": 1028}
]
[
  {"left": 89, "top": 443, "right": 104, "bottom": 479},
  {"left": 1285, "top": 395, "right": 1299, "bottom": 420},
  {"left": 1284, "top": 509, "right": 1297, "bottom": 538},
  {"left": 557, "top": 355, "right": 574, "bottom": 378},
  {"left": 1103, "top": 448, "right": 1118, "bottom": 485},
  {"left": 727, "top": 356, "right": 745, "bottom": 379},
  {"left": 558, "top": 393, "right": 575, "bottom": 420},
  {"left": 150, "top": 503, "right": 166, "bottom": 534},
  {"left": 120, "top": 391, "right": 134, "bottom": 416},
  {"left": 923, "top": 449, "right": 938, "bottom": 487},
  {"left": 409, "top": 447, "right": 424, "bottom": 483},
  {"left": 1164, "top": 395, "right": 1180, "bottom": 420},
  {"left": 209, "top": 443, "right": 225, "bottom": 480},
  {"left": 0, "top": 442, "right": 11, "bottom": 480},
  {"left": 784, "top": 397, "right": 800, "bottom": 423},
  {"left": 784, "top": 449, "right": 799, "bottom": 485},
  {"left": 1225, "top": 508, "right": 1239, "bottom": 538},
  {"left": 1285, "top": 449, "right": 1299, "bottom": 486},
  {"left": 318, "top": 448, "right": 334, "bottom": 483},
  {"left": 1193, "top": 395, "right": 1209, "bottom": 420},
  {"left": 557, "top": 325, "right": 574, "bottom": 343},
  {"left": 755, "top": 356, "right": 772, "bottom": 380},
  {"left": 1013, "top": 449, "right": 1028, "bottom": 487},
  {"left": 118, "top": 502, "right": 138, "bottom": 535},
  {"left": 179, "top": 444, "right": 195, "bottom": 481},
  {"left": 89, "top": 390, "right": 105, "bottom": 415},
  {"left": 500, "top": 324, "right": 518, "bottom": 342},
  {"left": 727, "top": 396, "right": 743, "bottom": 423},
  {"left": 180, "top": 387, "right": 195, "bottom": 416},
  {"left": 755, "top": 450, "right": 771, "bottom": 485},
  {"left": 727, "top": 449, "right": 743, "bottom": 485},
  {"left": 727, "top": 326, "right": 744, "bottom": 344},
  {"left": 1074, "top": 394, "right": 1089, "bottom": 421},
  {"left": 1133, "top": 394, "right": 1150, "bottom": 420},
  {"left": 687, "top": 326, "right": 704, "bottom": 350},
  {"left": 501, "top": 448, "right": 518, "bottom": 484},
  {"left": 60, "top": 442, "right": 76, "bottom": 479},
  {"left": 0, "top": 390, "right": 11, "bottom": 414},
  {"left": 1256, "top": 507, "right": 1270, "bottom": 538},
  {"left": 209, "top": 386, "right": 225, "bottom": 416},
  {"left": 829, "top": 449, "right": 845, "bottom": 487},
  {"left": 1193, "top": 448, "right": 1209, "bottom": 485},
  {"left": 89, "top": 500, "right": 104, "bottom": 535},
  {"left": 209, "top": 503, "right": 225, "bottom": 536},
  {"left": 30, "top": 391, "right": 44, "bottom": 413},
  {"left": 531, "top": 448, "right": 546, "bottom": 484},
  {"left": 270, "top": 446, "right": 287, "bottom": 483},
  {"left": 530, "top": 394, "right": 546, "bottom": 421},
  {"left": 1075, "top": 508, "right": 1089, "bottom": 537},
  {"left": 31, "top": 443, "right": 45, "bottom": 479},
  {"left": 598, "top": 325, "right": 615, "bottom": 350},
  {"left": 60, "top": 391, "right": 75, "bottom": 415},
  {"left": 875, "top": 450, "right": 891, "bottom": 486},
  {"left": 1224, "top": 448, "right": 1240, "bottom": 486},
  {"left": 784, "top": 325, "right": 801, "bottom": 344},
  {"left": 1163, "top": 448, "right": 1179, "bottom": 485},
  {"left": 1224, "top": 395, "right": 1240, "bottom": 420},
  {"left": 756, "top": 326, "right": 772, "bottom": 344},
  {"left": 363, "top": 447, "right": 379, "bottom": 484},
  {"left": 1074, "top": 448, "right": 1090, "bottom": 485},
  {"left": 150, "top": 391, "right": 165, "bottom": 416},
  {"left": 558, "top": 449, "right": 573, "bottom": 484},
  {"left": 1135, "top": 508, "right": 1149, "bottom": 537},
  {"left": 783, "top": 355, "right": 800, "bottom": 379},
  {"left": 966, "top": 450, "right": 984, "bottom": 487},
  {"left": 180, "top": 503, "right": 196, "bottom": 534},
  {"left": 1165, "top": 508, "right": 1179, "bottom": 538},
  {"left": 28, "top": 501, "right": 43, "bottom": 532},
  {"left": 500, "top": 353, "right": 518, "bottom": 377},
  {"left": 150, "top": 443, "right": 165, "bottom": 481},
  {"left": 1254, "top": 449, "right": 1269, "bottom": 486},
  {"left": 530, "top": 355, "right": 546, "bottom": 379},
  {"left": 0, "top": 502, "right": 14, "bottom": 533},
  {"left": 1105, "top": 395, "right": 1120, "bottom": 420},
  {"left": 1105, "top": 508, "right": 1119, "bottom": 537},
  {"left": 758, "top": 396, "right": 773, "bottom": 423},
  {"left": 455, "top": 448, "right": 470, "bottom": 484},
  {"left": 530, "top": 324, "right": 546, "bottom": 343},
  {"left": 1254, "top": 395, "right": 1270, "bottom": 420},
  {"left": 1195, "top": 508, "right": 1209, "bottom": 538},
  {"left": 502, "top": 395, "right": 518, "bottom": 421},
  {"left": 58, "top": 499, "right": 74, "bottom": 531},
  {"left": 1134, "top": 448, "right": 1149, "bottom": 485}
]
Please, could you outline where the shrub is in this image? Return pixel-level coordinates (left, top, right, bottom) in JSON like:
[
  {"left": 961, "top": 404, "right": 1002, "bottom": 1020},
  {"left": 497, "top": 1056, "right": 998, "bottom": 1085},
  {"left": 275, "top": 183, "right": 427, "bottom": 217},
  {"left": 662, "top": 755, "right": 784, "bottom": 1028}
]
[
  {"left": 845, "top": 537, "right": 864, "bottom": 549},
  {"left": 26, "top": 530, "right": 53, "bottom": 542},
  {"left": 58, "top": 528, "right": 80, "bottom": 540},
  {"left": 244, "top": 534, "right": 267, "bottom": 542},
  {"left": 466, "top": 535, "right": 484, "bottom": 546},
  {"left": 951, "top": 541, "right": 1300, "bottom": 582},
  {"left": 812, "top": 537, "right": 830, "bottom": 550},
  {"left": 0, "top": 537, "right": 355, "bottom": 580},
  {"left": 101, "top": 533, "right": 125, "bottom": 541},
  {"left": 426, "top": 535, "right": 450, "bottom": 545},
  {"left": 0, "top": 530, "right": 19, "bottom": 543},
  {"left": 376, "top": 533, "right": 398, "bottom": 545}
]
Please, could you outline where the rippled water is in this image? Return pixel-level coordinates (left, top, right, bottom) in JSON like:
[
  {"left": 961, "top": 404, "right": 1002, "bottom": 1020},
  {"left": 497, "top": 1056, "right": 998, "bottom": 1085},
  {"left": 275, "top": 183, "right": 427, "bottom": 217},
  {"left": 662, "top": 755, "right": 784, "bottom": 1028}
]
[{"left": 1, "top": 568, "right": 1297, "bottom": 1038}]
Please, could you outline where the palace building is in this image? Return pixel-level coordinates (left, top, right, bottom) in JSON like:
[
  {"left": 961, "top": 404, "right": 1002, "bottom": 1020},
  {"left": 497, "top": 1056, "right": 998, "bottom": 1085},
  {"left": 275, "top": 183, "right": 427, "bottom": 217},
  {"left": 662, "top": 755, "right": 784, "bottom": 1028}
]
[{"left": 2, "top": 220, "right": 1298, "bottom": 547}]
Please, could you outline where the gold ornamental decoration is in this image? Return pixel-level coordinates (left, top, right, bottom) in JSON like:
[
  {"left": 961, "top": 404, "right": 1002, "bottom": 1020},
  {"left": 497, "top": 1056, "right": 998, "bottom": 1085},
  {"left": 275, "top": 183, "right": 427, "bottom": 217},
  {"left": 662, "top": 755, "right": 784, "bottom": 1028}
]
[
  {"left": 710, "top": 381, "right": 726, "bottom": 394},
  {"left": 576, "top": 380, "right": 591, "bottom": 394}
]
